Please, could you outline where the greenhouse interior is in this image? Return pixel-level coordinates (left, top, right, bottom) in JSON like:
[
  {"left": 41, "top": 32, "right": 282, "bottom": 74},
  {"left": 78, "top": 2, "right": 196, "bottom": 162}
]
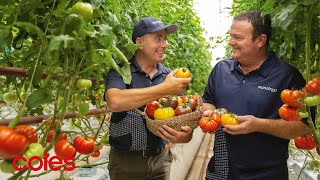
[{"left": 0, "top": 0, "right": 320, "bottom": 179}]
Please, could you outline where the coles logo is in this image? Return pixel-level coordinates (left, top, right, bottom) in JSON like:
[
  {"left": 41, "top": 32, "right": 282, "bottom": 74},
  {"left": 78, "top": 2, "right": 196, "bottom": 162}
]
[{"left": 12, "top": 152, "right": 75, "bottom": 171}]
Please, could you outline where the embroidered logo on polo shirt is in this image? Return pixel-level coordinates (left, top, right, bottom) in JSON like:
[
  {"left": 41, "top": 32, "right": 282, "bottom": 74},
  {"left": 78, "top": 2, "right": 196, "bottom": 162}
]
[
  {"left": 258, "top": 86, "right": 277, "bottom": 92},
  {"left": 152, "top": 21, "right": 162, "bottom": 25}
]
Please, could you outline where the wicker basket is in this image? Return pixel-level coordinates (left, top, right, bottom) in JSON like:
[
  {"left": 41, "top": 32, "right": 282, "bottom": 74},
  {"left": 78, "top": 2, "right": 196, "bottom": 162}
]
[{"left": 140, "top": 95, "right": 203, "bottom": 135}]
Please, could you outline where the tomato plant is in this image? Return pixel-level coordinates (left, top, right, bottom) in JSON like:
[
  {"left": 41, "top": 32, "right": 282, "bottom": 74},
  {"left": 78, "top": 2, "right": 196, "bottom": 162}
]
[
  {"left": 280, "top": 89, "right": 306, "bottom": 108},
  {"left": 221, "top": 113, "right": 238, "bottom": 125},
  {"left": 199, "top": 114, "right": 220, "bottom": 133},
  {"left": 145, "top": 101, "right": 161, "bottom": 119},
  {"left": 0, "top": 126, "right": 29, "bottom": 159},
  {"left": 14, "top": 125, "right": 38, "bottom": 144},
  {"left": 294, "top": 134, "right": 317, "bottom": 150},
  {"left": 73, "top": 136, "right": 95, "bottom": 155},
  {"left": 305, "top": 77, "right": 320, "bottom": 95},
  {"left": 54, "top": 140, "right": 77, "bottom": 159},
  {"left": 72, "top": 2, "right": 93, "bottom": 19},
  {"left": 175, "top": 105, "right": 192, "bottom": 116},
  {"left": 153, "top": 107, "right": 175, "bottom": 120},
  {"left": 176, "top": 68, "right": 191, "bottom": 78},
  {"left": 278, "top": 104, "right": 301, "bottom": 121}
]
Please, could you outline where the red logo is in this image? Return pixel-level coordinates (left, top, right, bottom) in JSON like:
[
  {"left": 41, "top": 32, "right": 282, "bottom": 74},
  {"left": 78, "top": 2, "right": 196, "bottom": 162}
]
[{"left": 12, "top": 152, "right": 75, "bottom": 171}]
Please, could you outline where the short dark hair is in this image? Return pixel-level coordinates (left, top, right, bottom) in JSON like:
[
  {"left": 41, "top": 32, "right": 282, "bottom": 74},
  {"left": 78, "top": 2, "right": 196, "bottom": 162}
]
[{"left": 233, "top": 11, "right": 272, "bottom": 47}]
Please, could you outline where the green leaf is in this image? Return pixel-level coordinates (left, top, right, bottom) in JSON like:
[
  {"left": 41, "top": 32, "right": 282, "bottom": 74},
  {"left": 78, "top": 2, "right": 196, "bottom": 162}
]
[
  {"left": 26, "top": 89, "right": 52, "bottom": 109},
  {"left": 302, "top": 0, "right": 318, "bottom": 6},
  {"left": 261, "top": 0, "right": 276, "bottom": 14},
  {"left": 48, "top": 35, "right": 74, "bottom": 51},
  {"left": 120, "top": 63, "right": 132, "bottom": 85},
  {"left": 0, "top": 26, "right": 12, "bottom": 49}
]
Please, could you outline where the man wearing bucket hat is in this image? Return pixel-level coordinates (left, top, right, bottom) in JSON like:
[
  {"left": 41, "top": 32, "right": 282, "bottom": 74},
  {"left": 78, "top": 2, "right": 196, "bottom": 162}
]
[{"left": 105, "top": 17, "right": 193, "bottom": 179}]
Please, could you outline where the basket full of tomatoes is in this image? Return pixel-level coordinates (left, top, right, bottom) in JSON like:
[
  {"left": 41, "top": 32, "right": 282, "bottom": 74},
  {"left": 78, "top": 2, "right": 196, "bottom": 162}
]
[{"left": 142, "top": 95, "right": 203, "bottom": 135}]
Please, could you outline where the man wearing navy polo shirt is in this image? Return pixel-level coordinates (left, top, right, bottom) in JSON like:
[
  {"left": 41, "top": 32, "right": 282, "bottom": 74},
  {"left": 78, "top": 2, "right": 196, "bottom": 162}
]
[
  {"left": 203, "top": 12, "right": 308, "bottom": 180},
  {"left": 105, "top": 17, "right": 193, "bottom": 180}
]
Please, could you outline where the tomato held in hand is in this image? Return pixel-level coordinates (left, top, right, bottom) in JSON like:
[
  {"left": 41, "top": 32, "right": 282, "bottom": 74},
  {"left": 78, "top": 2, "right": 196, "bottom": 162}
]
[
  {"left": 305, "top": 77, "right": 320, "bottom": 95},
  {"left": 72, "top": 2, "right": 93, "bottom": 19},
  {"left": 278, "top": 104, "right": 301, "bottom": 121},
  {"left": 280, "top": 89, "right": 306, "bottom": 108},
  {"left": 146, "top": 101, "right": 161, "bottom": 119},
  {"left": 199, "top": 114, "right": 221, "bottom": 133},
  {"left": 176, "top": 68, "right": 191, "bottom": 78},
  {"left": 294, "top": 134, "right": 316, "bottom": 150},
  {"left": 0, "top": 126, "right": 29, "bottom": 159},
  {"left": 153, "top": 107, "right": 175, "bottom": 120},
  {"left": 73, "top": 136, "right": 95, "bottom": 155},
  {"left": 54, "top": 140, "right": 77, "bottom": 159},
  {"left": 213, "top": 108, "right": 228, "bottom": 117},
  {"left": 221, "top": 113, "right": 238, "bottom": 125}
]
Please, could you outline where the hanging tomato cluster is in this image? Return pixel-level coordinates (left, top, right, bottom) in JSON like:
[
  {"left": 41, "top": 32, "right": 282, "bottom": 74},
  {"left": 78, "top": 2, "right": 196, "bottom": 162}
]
[
  {"left": 145, "top": 95, "right": 199, "bottom": 120},
  {"left": 278, "top": 77, "right": 320, "bottom": 122}
]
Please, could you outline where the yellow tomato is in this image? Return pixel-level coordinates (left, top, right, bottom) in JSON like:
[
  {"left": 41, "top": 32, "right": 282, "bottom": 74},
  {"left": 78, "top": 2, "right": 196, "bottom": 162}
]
[
  {"left": 153, "top": 107, "right": 175, "bottom": 120},
  {"left": 221, "top": 113, "right": 238, "bottom": 125}
]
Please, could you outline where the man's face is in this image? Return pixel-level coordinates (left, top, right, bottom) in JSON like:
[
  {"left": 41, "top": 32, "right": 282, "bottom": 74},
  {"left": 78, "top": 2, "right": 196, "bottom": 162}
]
[
  {"left": 137, "top": 29, "right": 168, "bottom": 63},
  {"left": 228, "top": 21, "right": 260, "bottom": 64}
]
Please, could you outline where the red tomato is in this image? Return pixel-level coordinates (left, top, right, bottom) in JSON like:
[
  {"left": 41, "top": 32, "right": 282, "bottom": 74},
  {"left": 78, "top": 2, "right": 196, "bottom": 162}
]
[
  {"left": 14, "top": 125, "right": 38, "bottom": 144},
  {"left": 73, "top": 136, "right": 95, "bottom": 155},
  {"left": 198, "top": 115, "right": 220, "bottom": 133},
  {"left": 294, "top": 134, "right": 316, "bottom": 150},
  {"left": 90, "top": 150, "right": 100, "bottom": 158},
  {"left": 305, "top": 77, "right": 320, "bottom": 95},
  {"left": 54, "top": 140, "right": 77, "bottom": 159},
  {"left": 46, "top": 131, "right": 67, "bottom": 143},
  {"left": 278, "top": 104, "right": 301, "bottom": 121},
  {"left": 0, "top": 126, "right": 29, "bottom": 159},
  {"left": 145, "top": 101, "right": 161, "bottom": 119},
  {"left": 280, "top": 89, "right": 306, "bottom": 108}
]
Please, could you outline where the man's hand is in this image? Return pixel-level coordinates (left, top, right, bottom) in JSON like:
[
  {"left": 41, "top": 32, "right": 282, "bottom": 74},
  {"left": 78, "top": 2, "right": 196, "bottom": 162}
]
[
  {"left": 162, "top": 69, "right": 191, "bottom": 95},
  {"left": 155, "top": 125, "right": 193, "bottom": 143},
  {"left": 223, "top": 115, "right": 258, "bottom": 135}
]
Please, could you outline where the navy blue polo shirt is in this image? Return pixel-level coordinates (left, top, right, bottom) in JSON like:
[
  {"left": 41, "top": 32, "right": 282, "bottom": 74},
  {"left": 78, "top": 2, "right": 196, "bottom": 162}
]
[
  {"left": 203, "top": 52, "right": 306, "bottom": 179},
  {"left": 105, "top": 58, "right": 171, "bottom": 151}
]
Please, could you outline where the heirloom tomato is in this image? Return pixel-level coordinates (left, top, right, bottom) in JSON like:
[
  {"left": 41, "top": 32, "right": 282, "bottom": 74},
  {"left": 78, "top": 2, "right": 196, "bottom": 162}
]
[
  {"left": 146, "top": 101, "right": 161, "bottom": 119},
  {"left": 199, "top": 114, "right": 221, "bottom": 133},
  {"left": 14, "top": 125, "right": 38, "bottom": 143},
  {"left": 221, "top": 113, "right": 238, "bottom": 125},
  {"left": 46, "top": 130, "right": 67, "bottom": 143},
  {"left": 18, "top": 143, "right": 44, "bottom": 166},
  {"left": 0, "top": 126, "right": 29, "bottom": 159},
  {"left": 175, "top": 105, "right": 192, "bottom": 116},
  {"left": 176, "top": 68, "right": 191, "bottom": 78},
  {"left": 280, "top": 89, "right": 306, "bottom": 108},
  {"left": 73, "top": 136, "right": 95, "bottom": 155},
  {"left": 294, "top": 134, "right": 316, "bottom": 150},
  {"left": 54, "top": 140, "right": 77, "bottom": 159},
  {"left": 153, "top": 107, "right": 175, "bottom": 120},
  {"left": 213, "top": 108, "right": 228, "bottom": 117},
  {"left": 278, "top": 104, "right": 301, "bottom": 121},
  {"left": 305, "top": 77, "right": 320, "bottom": 95}
]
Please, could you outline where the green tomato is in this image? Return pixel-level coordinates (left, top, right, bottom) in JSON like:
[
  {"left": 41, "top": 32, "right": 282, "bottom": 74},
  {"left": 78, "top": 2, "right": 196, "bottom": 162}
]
[
  {"left": 298, "top": 111, "right": 309, "bottom": 118},
  {"left": 0, "top": 160, "right": 15, "bottom": 173},
  {"left": 18, "top": 143, "right": 44, "bottom": 166},
  {"left": 79, "top": 101, "right": 89, "bottom": 117},
  {"left": 100, "top": 135, "right": 109, "bottom": 146},
  {"left": 3, "top": 92, "right": 18, "bottom": 103},
  {"left": 72, "top": 2, "right": 93, "bottom": 19},
  {"left": 185, "top": 90, "right": 192, "bottom": 95},
  {"left": 76, "top": 79, "right": 92, "bottom": 90},
  {"left": 304, "top": 95, "right": 320, "bottom": 106},
  {"left": 74, "top": 119, "right": 82, "bottom": 127}
]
